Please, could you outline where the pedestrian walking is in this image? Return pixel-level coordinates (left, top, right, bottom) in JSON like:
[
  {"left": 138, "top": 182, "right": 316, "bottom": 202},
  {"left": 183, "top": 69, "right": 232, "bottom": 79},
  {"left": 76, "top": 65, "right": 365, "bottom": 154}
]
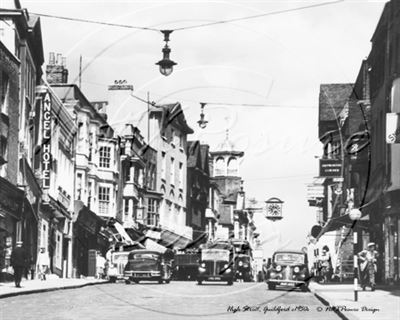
[
  {"left": 262, "top": 259, "right": 269, "bottom": 281},
  {"left": 37, "top": 247, "right": 50, "bottom": 280},
  {"left": 10, "top": 241, "right": 27, "bottom": 288},
  {"left": 104, "top": 259, "right": 110, "bottom": 280},
  {"left": 96, "top": 251, "right": 106, "bottom": 279},
  {"left": 318, "top": 245, "right": 333, "bottom": 283},
  {"left": 358, "top": 242, "right": 379, "bottom": 291}
]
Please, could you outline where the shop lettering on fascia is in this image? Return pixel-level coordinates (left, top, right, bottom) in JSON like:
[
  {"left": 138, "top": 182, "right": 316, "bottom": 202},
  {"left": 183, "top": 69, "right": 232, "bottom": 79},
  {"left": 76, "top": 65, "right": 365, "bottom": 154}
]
[
  {"left": 319, "top": 159, "right": 342, "bottom": 177},
  {"left": 42, "top": 91, "right": 51, "bottom": 189}
]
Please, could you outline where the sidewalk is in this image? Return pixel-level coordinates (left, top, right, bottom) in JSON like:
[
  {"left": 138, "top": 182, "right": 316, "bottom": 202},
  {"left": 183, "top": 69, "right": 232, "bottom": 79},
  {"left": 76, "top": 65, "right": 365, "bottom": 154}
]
[
  {"left": 309, "top": 281, "right": 400, "bottom": 320},
  {"left": 0, "top": 277, "right": 109, "bottom": 299}
]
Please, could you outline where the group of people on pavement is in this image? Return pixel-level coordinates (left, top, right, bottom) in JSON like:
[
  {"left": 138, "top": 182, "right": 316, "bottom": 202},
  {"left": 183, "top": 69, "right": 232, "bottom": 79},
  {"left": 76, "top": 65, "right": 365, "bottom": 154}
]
[{"left": 10, "top": 241, "right": 50, "bottom": 287}]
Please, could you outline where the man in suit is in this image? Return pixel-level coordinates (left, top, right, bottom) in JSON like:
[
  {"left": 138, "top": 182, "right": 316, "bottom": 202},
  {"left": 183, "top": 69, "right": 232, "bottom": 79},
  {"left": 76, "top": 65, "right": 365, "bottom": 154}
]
[
  {"left": 358, "top": 242, "right": 379, "bottom": 291},
  {"left": 10, "top": 241, "right": 27, "bottom": 288}
]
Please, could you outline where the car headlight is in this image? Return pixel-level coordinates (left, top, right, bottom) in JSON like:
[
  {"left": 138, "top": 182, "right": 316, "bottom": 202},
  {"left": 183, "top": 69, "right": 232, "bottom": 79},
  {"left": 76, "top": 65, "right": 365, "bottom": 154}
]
[
  {"left": 276, "top": 265, "right": 282, "bottom": 272},
  {"left": 225, "top": 268, "right": 231, "bottom": 273},
  {"left": 201, "top": 262, "right": 206, "bottom": 268},
  {"left": 294, "top": 266, "right": 300, "bottom": 273},
  {"left": 238, "top": 261, "right": 243, "bottom": 267},
  {"left": 224, "top": 264, "right": 229, "bottom": 269}
]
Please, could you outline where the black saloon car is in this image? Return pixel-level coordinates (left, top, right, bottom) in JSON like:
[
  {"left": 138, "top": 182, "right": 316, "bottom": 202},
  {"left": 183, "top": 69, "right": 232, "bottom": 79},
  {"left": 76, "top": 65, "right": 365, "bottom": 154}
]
[{"left": 266, "top": 250, "right": 310, "bottom": 291}]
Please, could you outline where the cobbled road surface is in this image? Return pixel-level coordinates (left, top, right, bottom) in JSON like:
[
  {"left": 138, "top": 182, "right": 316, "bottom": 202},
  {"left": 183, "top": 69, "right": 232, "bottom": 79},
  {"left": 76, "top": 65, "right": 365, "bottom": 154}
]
[{"left": 0, "top": 281, "right": 341, "bottom": 320}]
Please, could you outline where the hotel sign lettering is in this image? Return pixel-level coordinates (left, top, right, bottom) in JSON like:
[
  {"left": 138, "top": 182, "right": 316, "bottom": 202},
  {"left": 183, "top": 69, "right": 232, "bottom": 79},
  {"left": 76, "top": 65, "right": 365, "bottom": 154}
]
[
  {"left": 319, "top": 159, "right": 342, "bottom": 177},
  {"left": 42, "top": 92, "right": 51, "bottom": 189}
]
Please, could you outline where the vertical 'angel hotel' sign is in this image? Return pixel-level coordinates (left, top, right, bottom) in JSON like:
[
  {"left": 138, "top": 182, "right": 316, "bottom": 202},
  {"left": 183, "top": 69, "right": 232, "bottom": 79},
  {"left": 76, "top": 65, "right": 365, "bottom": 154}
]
[{"left": 42, "top": 91, "right": 51, "bottom": 189}]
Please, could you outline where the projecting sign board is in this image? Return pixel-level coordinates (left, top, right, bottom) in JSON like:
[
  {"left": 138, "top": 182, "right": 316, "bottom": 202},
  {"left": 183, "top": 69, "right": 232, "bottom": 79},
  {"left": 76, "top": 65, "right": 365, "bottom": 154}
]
[
  {"left": 386, "top": 113, "right": 400, "bottom": 143},
  {"left": 319, "top": 159, "right": 342, "bottom": 177}
]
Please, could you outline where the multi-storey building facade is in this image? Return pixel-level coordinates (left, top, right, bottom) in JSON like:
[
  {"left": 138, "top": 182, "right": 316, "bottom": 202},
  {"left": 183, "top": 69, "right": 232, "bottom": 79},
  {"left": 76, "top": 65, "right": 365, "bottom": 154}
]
[
  {"left": 364, "top": 0, "right": 400, "bottom": 284},
  {"left": 148, "top": 102, "right": 194, "bottom": 247},
  {"left": 186, "top": 141, "right": 210, "bottom": 242},
  {"left": 0, "top": 1, "right": 44, "bottom": 279},
  {"left": 47, "top": 57, "right": 121, "bottom": 276},
  {"left": 308, "top": 0, "right": 400, "bottom": 285},
  {"left": 117, "top": 123, "right": 161, "bottom": 230},
  {"left": 210, "top": 133, "right": 247, "bottom": 240},
  {"left": 35, "top": 81, "right": 76, "bottom": 278}
]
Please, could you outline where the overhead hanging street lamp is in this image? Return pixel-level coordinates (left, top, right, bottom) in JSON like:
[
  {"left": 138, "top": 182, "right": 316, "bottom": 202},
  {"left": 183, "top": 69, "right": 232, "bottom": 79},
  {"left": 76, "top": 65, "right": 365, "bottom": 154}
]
[
  {"left": 156, "top": 30, "right": 177, "bottom": 76},
  {"left": 197, "top": 102, "right": 208, "bottom": 129}
]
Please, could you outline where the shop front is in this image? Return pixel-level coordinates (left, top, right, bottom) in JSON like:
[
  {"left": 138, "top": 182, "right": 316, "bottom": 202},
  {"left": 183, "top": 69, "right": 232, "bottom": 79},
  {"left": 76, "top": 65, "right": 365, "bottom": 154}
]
[
  {"left": 73, "top": 200, "right": 110, "bottom": 277},
  {"left": 40, "top": 194, "right": 72, "bottom": 278},
  {"left": 0, "top": 177, "right": 24, "bottom": 281},
  {"left": 381, "top": 190, "right": 400, "bottom": 284}
]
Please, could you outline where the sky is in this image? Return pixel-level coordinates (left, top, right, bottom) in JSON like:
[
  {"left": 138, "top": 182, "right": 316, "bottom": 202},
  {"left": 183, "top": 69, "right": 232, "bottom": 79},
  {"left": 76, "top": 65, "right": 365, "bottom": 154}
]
[{"left": 18, "top": 0, "right": 386, "bottom": 255}]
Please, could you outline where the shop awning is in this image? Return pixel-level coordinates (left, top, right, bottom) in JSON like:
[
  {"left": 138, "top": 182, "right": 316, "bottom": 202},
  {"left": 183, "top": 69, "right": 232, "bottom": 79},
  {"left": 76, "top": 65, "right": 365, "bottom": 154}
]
[
  {"left": 159, "top": 229, "right": 192, "bottom": 250},
  {"left": 317, "top": 213, "right": 370, "bottom": 239},
  {"left": 112, "top": 222, "right": 135, "bottom": 244},
  {"left": 144, "top": 238, "right": 168, "bottom": 253}
]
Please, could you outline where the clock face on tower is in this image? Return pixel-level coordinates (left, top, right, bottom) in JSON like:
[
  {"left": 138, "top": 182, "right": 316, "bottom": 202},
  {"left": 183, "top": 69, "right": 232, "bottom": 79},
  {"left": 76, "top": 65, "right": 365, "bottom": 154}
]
[{"left": 266, "top": 203, "right": 281, "bottom": 217}]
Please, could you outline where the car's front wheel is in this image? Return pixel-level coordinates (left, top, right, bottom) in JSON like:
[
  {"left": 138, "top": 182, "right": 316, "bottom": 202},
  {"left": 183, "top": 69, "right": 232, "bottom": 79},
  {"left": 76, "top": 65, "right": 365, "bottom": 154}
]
[
  {"left": 197, "top": 280, "right": 202, "bottom": 285},
  {"left": 300, "top": 283, "right": 308, "bottom": 292},
  {"left": 267, "top": 282, "right": 276, "bottom": 290},
  {"left": 109, "top": 277, "right": 117, "bottom": 283}
]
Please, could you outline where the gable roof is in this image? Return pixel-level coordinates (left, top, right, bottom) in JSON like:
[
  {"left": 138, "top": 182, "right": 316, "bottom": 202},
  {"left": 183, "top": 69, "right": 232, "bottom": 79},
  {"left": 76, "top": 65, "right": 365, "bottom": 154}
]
[
  {"left": 200, "top": 144, "right": 210, "bottom": 176},
  {"left": 150, "top": 102, "right": 194, "bottom": 134},
  {"left": 187, "top": 141, "right": 201, "bottom": 168},
  {"left": 319, "top": 83, "right": 353, "bottom": 122}
]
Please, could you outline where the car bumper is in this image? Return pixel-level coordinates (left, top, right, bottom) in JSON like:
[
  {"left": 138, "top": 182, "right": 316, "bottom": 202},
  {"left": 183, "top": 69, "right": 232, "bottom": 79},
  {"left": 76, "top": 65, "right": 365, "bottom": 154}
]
[
  {"left": 267, "top": 279, "right": 308, "bottom": 286},
  {"left": 197, "top": 275, "right": 234, "bottom": 282}
]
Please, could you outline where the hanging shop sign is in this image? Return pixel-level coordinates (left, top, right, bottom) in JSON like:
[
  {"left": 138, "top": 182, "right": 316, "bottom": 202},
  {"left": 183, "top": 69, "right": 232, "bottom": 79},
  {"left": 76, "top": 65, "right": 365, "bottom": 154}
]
[
  {"left": 42, "top": 91, "right": 51, "bottom": 189},
  {"left": 386, "top": 113, "right": 400, "bottom": 143},
  {"left": 319, "top": 159, "right": 342, "bottom": 177}
]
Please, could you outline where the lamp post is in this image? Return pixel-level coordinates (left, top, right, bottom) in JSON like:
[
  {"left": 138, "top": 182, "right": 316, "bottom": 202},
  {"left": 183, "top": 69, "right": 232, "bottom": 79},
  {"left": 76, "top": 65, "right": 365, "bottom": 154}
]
[
  {"left": 156, "top": 30, "right": 177, "bottom": 76},
  {"left": 349, "top": 207, "right": 362, "bottom": 301}
]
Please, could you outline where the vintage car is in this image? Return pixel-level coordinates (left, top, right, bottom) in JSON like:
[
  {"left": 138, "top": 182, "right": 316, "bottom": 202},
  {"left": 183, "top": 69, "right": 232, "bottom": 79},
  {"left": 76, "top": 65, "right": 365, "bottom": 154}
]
[
  {"left": 173, "top": 252, "right": 200, "bottom": 281},
  {"left": 234, "top": 254, "right": 254, "bottom": 282},
  {"left": 108, "top": 251, "right": 129, "bottom": 283},
  {"left": 266, "top": 250, "right": 310, "bottom": 291},
  {"left": 124, "top": 249, "right": 173, "bottom": 284},
  {"left": 231, "top": 239, "right": 254, "bottom": 282},
  {"left": 197, "top": 242, "right": 235, "bottom": 285}
]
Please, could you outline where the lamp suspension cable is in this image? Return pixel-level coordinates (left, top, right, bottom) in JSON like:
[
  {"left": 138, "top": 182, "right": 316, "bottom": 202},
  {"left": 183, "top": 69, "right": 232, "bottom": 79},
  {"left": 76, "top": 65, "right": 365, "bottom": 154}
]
[{"left": 31, "top": 1, "right": 343, "bottom": 33}]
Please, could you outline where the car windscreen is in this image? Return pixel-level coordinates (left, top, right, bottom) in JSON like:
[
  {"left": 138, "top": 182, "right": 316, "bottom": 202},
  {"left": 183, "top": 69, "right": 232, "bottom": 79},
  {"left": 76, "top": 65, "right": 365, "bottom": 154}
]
[
  {"left": 274, "top": 253, "right": 304, "bottom": 265},
  {"left": 132, "top": 253, "right": 159, "bottom": 260},
  {"left": 201, "top": 249, "right": 230, "bottom": 261}
]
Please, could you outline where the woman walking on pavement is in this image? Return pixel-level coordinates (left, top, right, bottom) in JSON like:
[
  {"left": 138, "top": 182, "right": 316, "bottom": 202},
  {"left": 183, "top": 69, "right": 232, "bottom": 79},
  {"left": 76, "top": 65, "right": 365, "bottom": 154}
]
[
  {"left": 37, "top": 247, "right": 50, "bottom": 280},
  {"left": 358, "top": 242, "right": 379, "bottom": 291}
]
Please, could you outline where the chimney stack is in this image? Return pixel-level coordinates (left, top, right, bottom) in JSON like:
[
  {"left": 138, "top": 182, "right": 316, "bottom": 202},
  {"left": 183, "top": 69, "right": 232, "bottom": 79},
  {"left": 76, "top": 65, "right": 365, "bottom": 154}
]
[{"left": 46, "top": 52, "right": 69, "bottom": 84}]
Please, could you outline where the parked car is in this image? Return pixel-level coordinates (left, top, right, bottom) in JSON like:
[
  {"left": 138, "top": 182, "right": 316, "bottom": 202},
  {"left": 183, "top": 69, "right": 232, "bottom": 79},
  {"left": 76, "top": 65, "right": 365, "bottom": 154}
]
[
  {"left": 266, "top": 250, "right": 310, "bottom": 291},
  {"left": 108, "top": 251, "right": 129, "bottom": 283},
  {"left": 124, "top": 249, "right": 173, "bottom": 284}
]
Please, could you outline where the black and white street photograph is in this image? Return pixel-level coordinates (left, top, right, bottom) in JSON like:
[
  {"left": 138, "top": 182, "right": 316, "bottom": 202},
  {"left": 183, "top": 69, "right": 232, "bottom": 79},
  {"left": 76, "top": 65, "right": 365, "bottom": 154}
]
[{"left": 0, "top": 0, "right": 399, "bottom": 319}]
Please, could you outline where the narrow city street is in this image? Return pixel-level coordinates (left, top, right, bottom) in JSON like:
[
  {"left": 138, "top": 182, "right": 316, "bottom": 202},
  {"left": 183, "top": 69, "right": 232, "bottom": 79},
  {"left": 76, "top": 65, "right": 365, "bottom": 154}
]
[{"left": 0, "top": 282, "right": 341, "bottom": 320}]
